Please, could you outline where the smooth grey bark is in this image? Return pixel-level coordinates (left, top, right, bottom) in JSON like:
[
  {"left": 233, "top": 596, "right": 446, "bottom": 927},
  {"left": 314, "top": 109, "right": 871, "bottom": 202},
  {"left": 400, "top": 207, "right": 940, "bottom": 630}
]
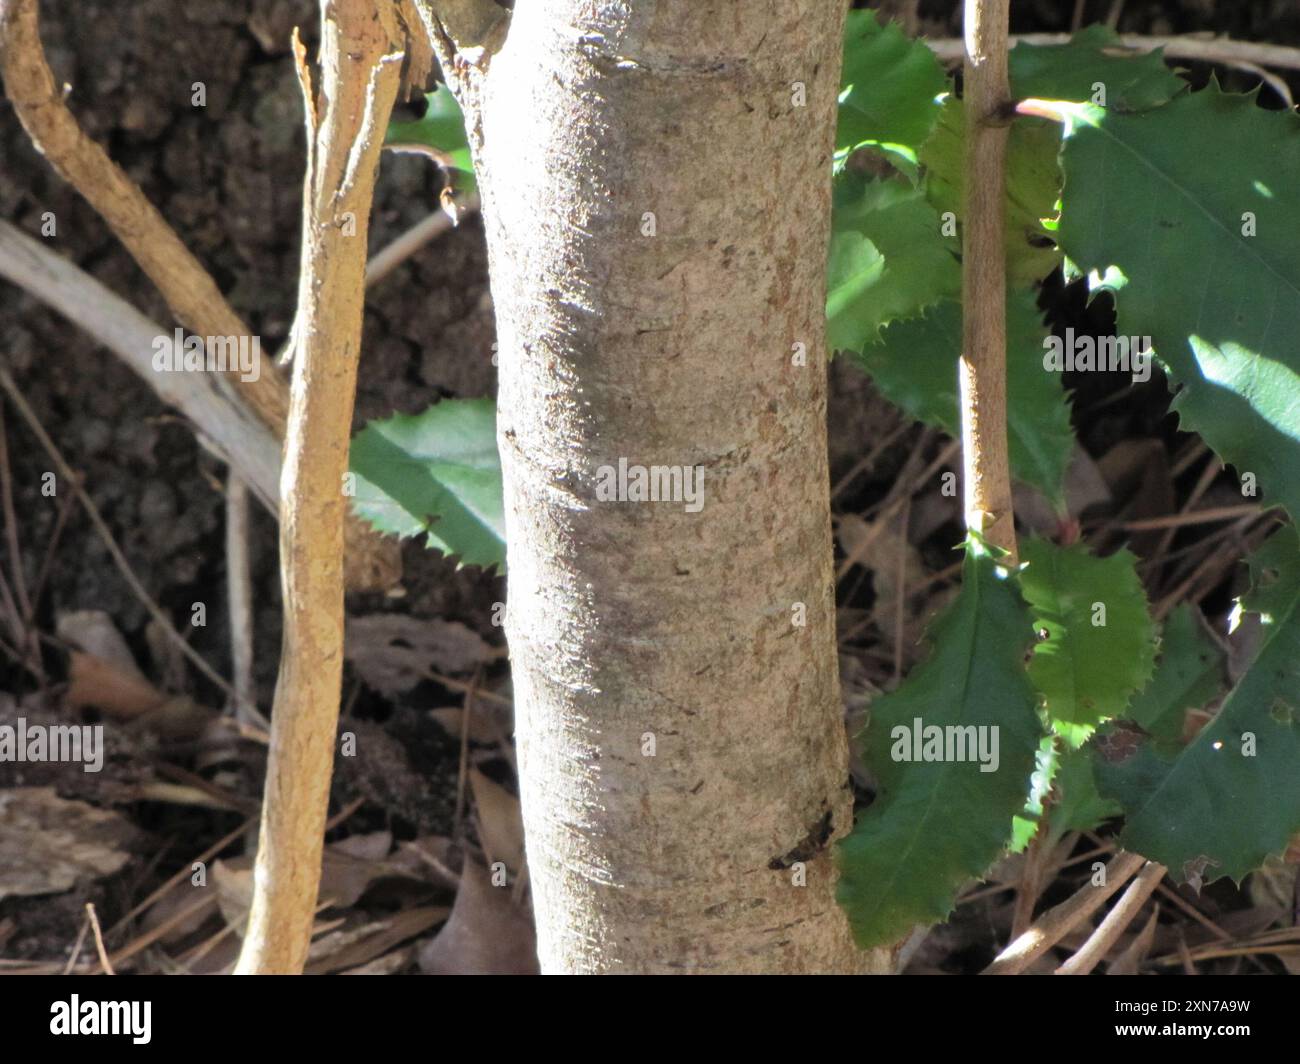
[{"left": 430, "top": 0, "right": 891, "bottom": 973}]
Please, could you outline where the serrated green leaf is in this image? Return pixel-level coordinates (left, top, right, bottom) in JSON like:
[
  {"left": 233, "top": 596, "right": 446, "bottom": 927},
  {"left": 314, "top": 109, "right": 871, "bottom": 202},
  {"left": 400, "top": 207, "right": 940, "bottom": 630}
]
[
  {"left": 348, "top": 399, "right": 505, "bottom": 572},
  {"left": 1009, "top": 25, "right": 1186, "bottom": 112},
  {"left": 1018, "top": 540, "right": 1157, "bottom": 747},
  {"left": 918, "top": 97, "right": 1064, "bottom": 286},
  {"left": 837, "top": 542, "right": 1042, "bottom": 947},
  {"left": 850, "top": 291, "right": 1074, "bottom": 504},
  {"left": 1056, "top": 84, "right": 1300, "bottom": 522},
  {"left": 1013, "top": 738, "right": 1121, "bottom": 852},
  {"left": 1125, "top": 605, "right": 1224, "bottom": 748},
  {"left": 827, "top": 175, "right": 960, "bottom": 353},
  {"left": 837, "top": 10, "right": 946, "bottom": 164},
  {"left": 1095, "top": 527, "right": 1300, "bottom": 885},
  {"left": 1052, "top": 740, "right": 1123, "bottom": 837},
  {"left": 1012, "top": 734, "right": 1059, "bottom": 852},
  {"left": 1242, "top": 522, "right": 1300, "bottom": 619}
]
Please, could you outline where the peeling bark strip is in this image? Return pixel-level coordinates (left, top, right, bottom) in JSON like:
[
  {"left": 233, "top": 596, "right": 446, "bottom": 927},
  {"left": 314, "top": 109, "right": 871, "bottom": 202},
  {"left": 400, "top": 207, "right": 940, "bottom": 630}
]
[
  {"left": 433, "top": 0, "right": 889, "bottom": 973},
  {"left": 234, "top": 2, "right": 404, "bottom": 975}
]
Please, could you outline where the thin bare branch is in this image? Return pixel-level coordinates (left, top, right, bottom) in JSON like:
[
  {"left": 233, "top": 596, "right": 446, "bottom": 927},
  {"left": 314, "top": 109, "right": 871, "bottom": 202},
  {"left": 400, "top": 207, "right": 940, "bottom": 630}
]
[
  {"left": 365, "top": 195, "right": 480, "bottom": 287},
  {"left": 1056, "top": 860, "right": 1166, "bottom": 975},
  {"left": 85, "top": 903, "right": 114, "bottom": 975},
  {"left": 926, "top": 31, "right": 1300, "bottom": 73},
  {"left": 984, "top": 850, "right": 1147, "bottom": 974},
  {"left": 225, "top": 475, "right": 256, "bottom": 723},
  {"left": 960, "top": 0, "right": 1017, "bottom": 561},
  {"left": 234, "top": 2, "right": 406, "bottom": 975}
]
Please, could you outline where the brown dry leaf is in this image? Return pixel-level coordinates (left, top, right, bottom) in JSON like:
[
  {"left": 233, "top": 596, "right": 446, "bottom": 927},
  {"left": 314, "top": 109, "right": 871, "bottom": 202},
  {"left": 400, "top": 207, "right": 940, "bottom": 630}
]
[
  {"left": 56, "top": 610, "right": 143, "bottom": 675},
  {"left": 345, "top": 614, "right": 496, "bottom": 697},
  {"left": 306, "top": 906, "right": 448, "bottom": 974},
  {"left": 144, "top": 619, "right": 188, "bottom": 695},
  {"left": 429, "top": 705, "right": 504, "bottom": 744},
  {"left": 182, "top": 931, "right": 242, "bottom": 975},
  {"left": 837, "top": 512, "right": 929, "bottom": 661},
  {"left": 331, "top": 829, "right": 393, "bottom": 863},
  {"left": 213, "top": 831, "right": 421, "bottom": 933},
  {"left": 139, "top": 877, "right": 222, "bottom": 947},
  {"left": 0, "top": 787, "right": 137, "bottom": 901},
  {"left": 869, "top": 516, "right": 928, "bottom": 657},
  {"left": 835, "top": 512, "right": 882, "bottom": 574},
  {"left": 391, "top": 835, "right": 460, "bottom": 889},
  {"left": 1248, "top": 855, "right": 1299, "bottom": 912},
  {"left": 66, "top": 651, "right": 167, "bottom": 718},
  {"left": 318, "top": 850, "right": 406, "bottom": 909},
  {"left": 1227, "top": 611, "right": 1265, "bottom": 685},
  {"left": 65, "top": 651, "right": 217, "bottom": 741},
  {"left": 1014, "top": 444, "right": 1112, "bottom": 536},
  {"left": 341, "top": 944, "right": 418, "bottom": 975},
  {"left": 839, "top": 653, "right": 881, "bottom": 790},
  {"left": 128, "top": 695, "right": 219, "bottom": 742},
  {"left": 470, "top": 767, "right": 525, "bottom": 873},
  {"left": 1095, "top": 439, "right": 1174, "bottom": 557},
  {"left": 418, "top": 858, "right": 538, "bottom": 974},
  {"left": 59, "top": 610, "right": 173, "bottom": 721},
  {"left": 211, "top": 859, "right": 254, "bottom": 932}
]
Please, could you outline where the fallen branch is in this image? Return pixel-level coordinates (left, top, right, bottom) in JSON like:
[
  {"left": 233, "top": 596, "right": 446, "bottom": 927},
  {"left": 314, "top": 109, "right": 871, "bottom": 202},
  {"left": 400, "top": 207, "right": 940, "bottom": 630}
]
[
  {"left": 983, "top": 850, "right": 1147, "bottom": 974},
  {"left": 0, "top": 220, "right": 281, "bottom": 511},
  {"left": 234, "top": 2, "right": 405, "bottom": 975},
  {"left": 1056, "top": 860, "right": 1166, "bottom": 975}
]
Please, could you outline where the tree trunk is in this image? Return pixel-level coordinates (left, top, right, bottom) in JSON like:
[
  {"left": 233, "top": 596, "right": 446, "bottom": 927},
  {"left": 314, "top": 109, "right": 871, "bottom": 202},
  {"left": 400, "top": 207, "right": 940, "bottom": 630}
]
[{"left": 436, "top": 0, "right": 889, "bottom": 973}]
